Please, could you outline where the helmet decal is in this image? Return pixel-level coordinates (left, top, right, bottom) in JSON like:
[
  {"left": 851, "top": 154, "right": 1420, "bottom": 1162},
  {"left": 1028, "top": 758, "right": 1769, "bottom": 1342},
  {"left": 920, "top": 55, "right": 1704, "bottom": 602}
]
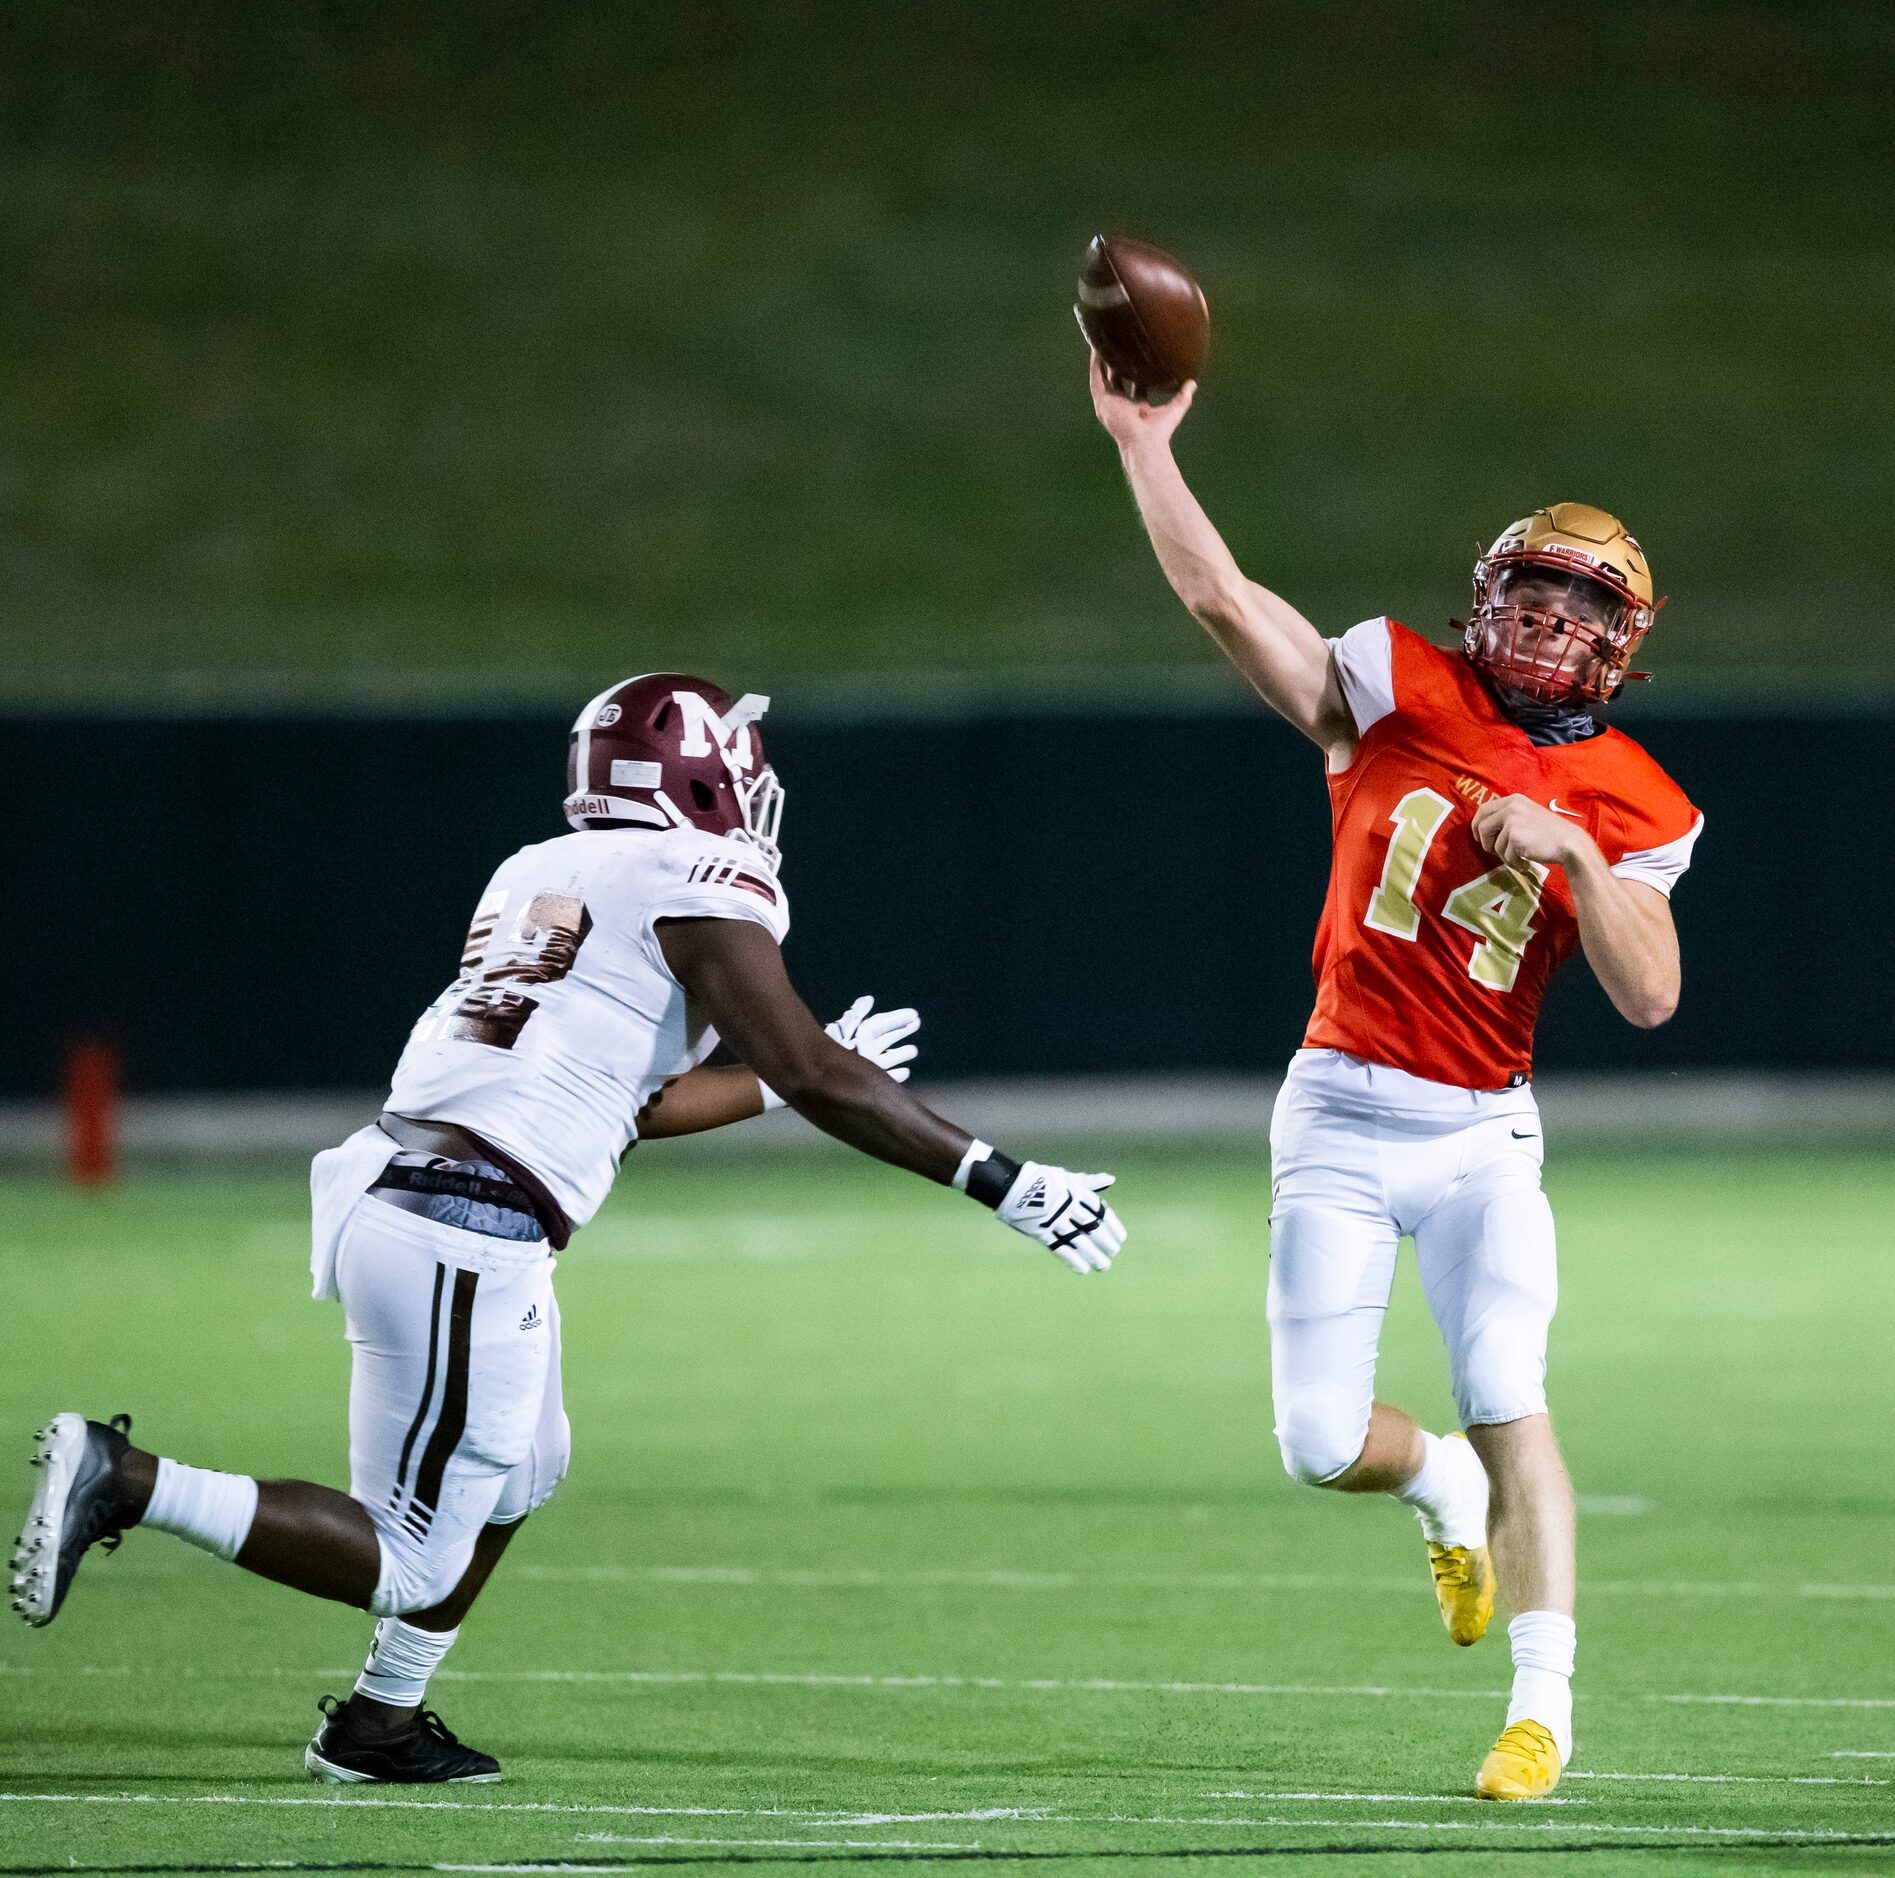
[{"left": 562, "top": 674, "right": 785, "bottom": 865}]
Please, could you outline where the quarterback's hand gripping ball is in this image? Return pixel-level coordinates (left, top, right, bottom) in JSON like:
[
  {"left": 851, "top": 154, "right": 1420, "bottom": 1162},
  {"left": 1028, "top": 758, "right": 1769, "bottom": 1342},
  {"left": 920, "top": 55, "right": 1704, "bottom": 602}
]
[
  {"left": 995, "top": 1162, "right": 1126, "bottom": 1275},
  {"left": 824, "top": 995, "right": 920, "bottom": 1082},
  {"left": 1089, "top": 349, "right": 1195, "bottom": 450}
]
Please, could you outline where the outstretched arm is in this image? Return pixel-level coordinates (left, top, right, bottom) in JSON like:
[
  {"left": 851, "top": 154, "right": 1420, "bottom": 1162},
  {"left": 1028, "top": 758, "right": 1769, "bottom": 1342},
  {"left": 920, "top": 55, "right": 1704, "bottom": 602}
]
[
  {"left": 656, "top": 917, "right": 1125, "bottom": 1272},
  {"left": 1472, "top": 797, "right": 1681, "bottom": 1029},
  {"left": 635, "top": 997, "right": 920, "bottom": 1140},
  {"left": 657, "top": 917, "right": 974, "bottom": 1180},
  {"left": 1089, "top": 353, "right": 1353, "bottom": 752},
  {"left": 634, "top": 1064, "right": 766, "bottom": 1139}
]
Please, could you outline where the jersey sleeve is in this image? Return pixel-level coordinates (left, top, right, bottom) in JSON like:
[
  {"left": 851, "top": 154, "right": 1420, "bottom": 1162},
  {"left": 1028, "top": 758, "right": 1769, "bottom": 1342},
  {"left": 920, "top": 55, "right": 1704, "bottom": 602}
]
[
  {"left": 1328, "top": 617, "right": 1397, "bottom": 739},
  {"left": 647, "top": 846, "right": 791, "bottom": 944},
  {"left": 1610, "top": 814, "right": 1704, "bottom": 897},
  {"left": 1598, "top": 748, "right": 1704, "bottom": 898}
]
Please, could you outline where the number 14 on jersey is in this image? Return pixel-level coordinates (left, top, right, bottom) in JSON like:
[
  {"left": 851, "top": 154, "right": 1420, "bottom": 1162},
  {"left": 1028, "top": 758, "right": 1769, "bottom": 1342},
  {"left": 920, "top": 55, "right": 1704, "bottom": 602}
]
[{"left": 1364, "top": 789, "right": 1545, "bottom": 993}]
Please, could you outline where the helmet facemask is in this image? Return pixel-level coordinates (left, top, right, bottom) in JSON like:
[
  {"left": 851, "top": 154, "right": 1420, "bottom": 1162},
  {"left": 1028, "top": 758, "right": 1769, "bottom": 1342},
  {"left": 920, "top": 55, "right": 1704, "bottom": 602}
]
[
  {"left": 1463, "top": 561, "right": 1652, "bottom": 705},
  {"left": 715, "top": 692, "right": 785, "bottom": 868},
  {"left": 734, "top": 764, "right": 784, "bottom": 867}
]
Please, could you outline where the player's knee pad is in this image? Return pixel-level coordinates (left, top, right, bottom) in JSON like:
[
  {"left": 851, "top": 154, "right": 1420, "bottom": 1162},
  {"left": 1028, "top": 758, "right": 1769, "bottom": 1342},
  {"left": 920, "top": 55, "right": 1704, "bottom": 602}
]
[
  {"left": 1432, "top": 1190, "right": 1557, "bottom": 1430},
  {"left": 1454, "top": 1316, "right": 1549, "bottom": 1431},
  {"left": 1449, "top": 1268, "right": 1555, "bottom": 1429},
  {"left": 1273, "top": 1384, "right": 1370, "bottom": 1486},
  {"left": 364, "top": 1505, "right": 482, "bottom": 1619},
  {"left": 490, "top": 1409, "right": 571, "bottom": 1525}
]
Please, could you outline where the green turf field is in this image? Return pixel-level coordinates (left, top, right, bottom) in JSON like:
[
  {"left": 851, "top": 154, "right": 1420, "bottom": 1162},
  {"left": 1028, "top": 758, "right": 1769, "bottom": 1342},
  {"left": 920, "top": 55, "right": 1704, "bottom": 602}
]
[{"left": 2, "top": 1144, "right": 1892, "bottom": 1874}]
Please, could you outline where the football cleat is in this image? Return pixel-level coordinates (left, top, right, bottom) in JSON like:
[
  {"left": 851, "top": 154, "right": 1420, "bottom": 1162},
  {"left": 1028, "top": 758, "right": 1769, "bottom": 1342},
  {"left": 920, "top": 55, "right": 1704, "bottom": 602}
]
[
  {"left": 1428, "top": 1541, "right": 1496, "bottom": 1646},
  {"left": 1476, "top": 1719, "right": 1563, "bottom": 1801},
  {"left": 1421, "top": 1432, "right": 1494, "bottom": 1646},
  {"left": 305, "top": 1694, "right": 502, "bottom": 1784},
  {"left": 11, "top": 1412, "right": 137, "bottom": 1628}
]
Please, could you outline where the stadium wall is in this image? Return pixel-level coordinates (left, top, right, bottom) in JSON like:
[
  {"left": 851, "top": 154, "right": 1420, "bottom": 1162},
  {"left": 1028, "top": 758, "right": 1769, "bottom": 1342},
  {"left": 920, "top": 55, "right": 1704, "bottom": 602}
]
[{"left": 12, "top": 697, "right": 1892, "bottom": 1101}]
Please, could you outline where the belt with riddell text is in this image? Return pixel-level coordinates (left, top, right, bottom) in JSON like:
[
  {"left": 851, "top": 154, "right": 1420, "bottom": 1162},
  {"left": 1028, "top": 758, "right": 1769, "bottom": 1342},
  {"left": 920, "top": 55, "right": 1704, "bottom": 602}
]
[
  {"left": 372, "top": 1111, "right": 569, "bottom": 1245},
  {"left": 368, "top": 1160, "right": 539, "bottom": 1213}
]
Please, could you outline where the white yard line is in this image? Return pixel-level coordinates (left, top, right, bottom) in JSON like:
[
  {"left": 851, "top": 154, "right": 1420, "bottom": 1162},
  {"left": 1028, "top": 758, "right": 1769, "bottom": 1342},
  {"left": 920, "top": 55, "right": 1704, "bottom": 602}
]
[
  {"left": 1833, "top": 1750, "right": 1895, "bottom": 1758},
  {"left": 1656, "top": 1692, "right": 1895, "bottom": 1710},
  {"left": 1098, "top": 1821, "right": 1894, "bottom": 1841},
  {"left": 1, "top": 1794, "right": 1888, "bottom": 1844},
  {"left": 573, "top": 1835, "right": 981, "bottom": 1850},
  {"left": 429, "top": 1668, "right": 1509, "bottom": 1699},
  {"left": 1200, "top": 1791, "right": 1583, "bottom": 1806},
  {"left": 1564, "top": 1771, "right": 1889, "bottom": 1786},
  {"left": 513, "top": 1561, "right": 1895, "bottom": 1601},
  {"left": 7, "top": 1659, "right": 1895, "bottom": 1709}
]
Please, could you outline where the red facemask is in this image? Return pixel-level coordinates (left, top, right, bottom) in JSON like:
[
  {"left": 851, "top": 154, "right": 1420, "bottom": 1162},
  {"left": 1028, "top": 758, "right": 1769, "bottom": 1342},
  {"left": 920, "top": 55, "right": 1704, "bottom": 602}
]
[{"left": 1461, "top": 563, "right": 1651, "bottom": 704}]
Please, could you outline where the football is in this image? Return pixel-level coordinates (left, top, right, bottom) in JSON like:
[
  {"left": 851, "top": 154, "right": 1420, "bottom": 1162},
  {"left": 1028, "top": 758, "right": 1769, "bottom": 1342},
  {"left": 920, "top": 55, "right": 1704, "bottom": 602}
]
[{"left": 1074, "top": 233, "right": 1209, "bottom": 398}]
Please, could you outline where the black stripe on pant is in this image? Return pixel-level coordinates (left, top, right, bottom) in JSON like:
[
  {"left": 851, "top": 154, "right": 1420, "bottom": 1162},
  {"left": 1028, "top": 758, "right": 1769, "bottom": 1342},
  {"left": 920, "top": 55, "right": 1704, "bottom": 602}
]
[
  {"left": 390, "top": 1264, "right": 447, "bottom": 1518},
  {"left": 409, "top": 1268, "right": 480, "bottom": 1531}
]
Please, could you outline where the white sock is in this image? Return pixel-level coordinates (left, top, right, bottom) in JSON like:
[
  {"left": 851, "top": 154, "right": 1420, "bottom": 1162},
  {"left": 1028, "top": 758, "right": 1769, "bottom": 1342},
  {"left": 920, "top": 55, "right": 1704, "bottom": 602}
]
[
  {"left": 140, "top": 1458, "right": 259, "bottom": 1561},
  {"left": 1507, "top": 1610, "right": 1576, "bottom": 1764},
  {"left": 1392, "top": 1432, "right": 1486, "bottom": 1548},
  {"left": 355, "top": 1616, "right": 459, "bottom": 1709}
]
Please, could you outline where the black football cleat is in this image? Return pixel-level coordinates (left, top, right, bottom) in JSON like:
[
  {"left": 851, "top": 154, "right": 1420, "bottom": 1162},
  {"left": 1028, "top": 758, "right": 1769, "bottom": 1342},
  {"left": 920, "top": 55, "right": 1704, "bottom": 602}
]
[
  {"left": 305, "top": 1694, "right": 502, "bottom": 1784},
  {"left": 12, "top": 1412, "right": 137, "bottom": 1628}
]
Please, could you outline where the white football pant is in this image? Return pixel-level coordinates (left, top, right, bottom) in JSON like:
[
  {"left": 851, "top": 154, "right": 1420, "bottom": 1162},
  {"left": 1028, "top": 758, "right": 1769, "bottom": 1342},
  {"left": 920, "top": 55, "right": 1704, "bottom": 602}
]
[
  {"left": 313, "top": 1129, "right": 570, "bottom": 1617},
  {"left": 1267, "top": 1051, "right": 1557, "bottom": 1485}
]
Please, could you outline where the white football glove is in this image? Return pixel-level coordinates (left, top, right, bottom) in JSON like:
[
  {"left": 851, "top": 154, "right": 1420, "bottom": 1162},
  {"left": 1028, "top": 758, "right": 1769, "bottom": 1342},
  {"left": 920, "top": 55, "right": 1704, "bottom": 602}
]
[
  {"left": 825, "top": 994, "right": 920, "bottom": 1079},
  {"left": 758, "top": 995, "right": 921, "bottom": 1110},
  {"left": 995, "top": 1161, "right": 1125, "bottom": 1274}
]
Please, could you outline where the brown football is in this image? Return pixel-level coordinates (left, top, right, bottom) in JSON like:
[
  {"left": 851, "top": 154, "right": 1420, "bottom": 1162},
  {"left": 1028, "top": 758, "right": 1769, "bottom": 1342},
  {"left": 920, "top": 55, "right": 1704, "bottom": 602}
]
[{"left": 1075, "top": 233, "right": 1208, "bottom": 398}]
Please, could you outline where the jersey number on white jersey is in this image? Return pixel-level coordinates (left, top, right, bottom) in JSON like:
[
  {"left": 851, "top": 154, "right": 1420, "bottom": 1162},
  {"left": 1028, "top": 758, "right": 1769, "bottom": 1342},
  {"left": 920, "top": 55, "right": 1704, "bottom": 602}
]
[{"left": 413, "top": 890, "right": 593, "bottom": 1050}]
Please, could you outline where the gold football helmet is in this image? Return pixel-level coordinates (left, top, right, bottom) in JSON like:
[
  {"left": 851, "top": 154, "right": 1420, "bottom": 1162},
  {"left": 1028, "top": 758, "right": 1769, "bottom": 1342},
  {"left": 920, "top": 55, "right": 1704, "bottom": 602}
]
[{"left": 1462, "top": 503, "right": 1659, "bottom": 703}]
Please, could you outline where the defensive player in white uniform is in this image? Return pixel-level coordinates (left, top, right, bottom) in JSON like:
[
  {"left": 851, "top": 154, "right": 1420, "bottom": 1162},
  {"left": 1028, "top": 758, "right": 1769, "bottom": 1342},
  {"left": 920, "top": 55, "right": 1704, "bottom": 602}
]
[{"left": 14, "top": 673, "right": 1126, "bottom": 1784}]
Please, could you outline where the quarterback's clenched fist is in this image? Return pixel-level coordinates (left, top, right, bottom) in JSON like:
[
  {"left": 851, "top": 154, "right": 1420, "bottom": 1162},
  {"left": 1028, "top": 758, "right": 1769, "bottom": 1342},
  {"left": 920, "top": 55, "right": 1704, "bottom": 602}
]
[
  {"left": 994, "top": 1162, "right": 1126, "bottom": 1274},
  {"left": 1471, "top": 794, "right": 1589, "bottom": 873}
]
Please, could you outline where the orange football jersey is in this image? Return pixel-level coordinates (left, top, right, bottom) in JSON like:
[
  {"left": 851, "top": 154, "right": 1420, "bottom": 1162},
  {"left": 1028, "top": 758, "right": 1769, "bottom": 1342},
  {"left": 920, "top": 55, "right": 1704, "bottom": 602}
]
[{"left": 1305, "top": 620, "right": 1703, "bottom": 1090}]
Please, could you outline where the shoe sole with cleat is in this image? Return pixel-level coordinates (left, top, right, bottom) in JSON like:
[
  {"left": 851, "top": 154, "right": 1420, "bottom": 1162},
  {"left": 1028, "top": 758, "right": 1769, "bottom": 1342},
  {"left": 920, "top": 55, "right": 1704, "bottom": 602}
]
[{"left": 11, "top": 1413, "right": 88, "bottom": 1627}]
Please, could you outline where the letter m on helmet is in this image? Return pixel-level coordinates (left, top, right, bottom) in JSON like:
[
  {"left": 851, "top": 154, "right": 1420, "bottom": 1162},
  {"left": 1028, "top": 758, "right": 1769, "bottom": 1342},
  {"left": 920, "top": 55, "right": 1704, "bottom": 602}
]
[{"left": 670, "top": 688, "right": 762, "bottom": 775}]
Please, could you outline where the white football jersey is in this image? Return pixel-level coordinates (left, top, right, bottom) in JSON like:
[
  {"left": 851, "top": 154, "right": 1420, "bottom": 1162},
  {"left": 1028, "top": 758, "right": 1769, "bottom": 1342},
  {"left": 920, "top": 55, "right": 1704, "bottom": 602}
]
[{"left": 386, "top": 825, "right": 789, "bottom": 1227}]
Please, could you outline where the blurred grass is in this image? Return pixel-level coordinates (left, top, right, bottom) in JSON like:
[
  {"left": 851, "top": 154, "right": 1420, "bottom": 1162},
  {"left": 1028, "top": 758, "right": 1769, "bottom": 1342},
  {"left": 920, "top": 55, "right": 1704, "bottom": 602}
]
[{"left": 3, "top": 3, "right": 1893, "bottom": 693}]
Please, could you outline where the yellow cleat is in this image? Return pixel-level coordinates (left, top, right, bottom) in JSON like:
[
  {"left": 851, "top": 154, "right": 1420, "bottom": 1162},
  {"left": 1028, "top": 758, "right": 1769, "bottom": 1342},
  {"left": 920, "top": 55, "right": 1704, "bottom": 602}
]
[
  {"left": 1476, "top": 1720, "right": 1563, "bottom": 1801},
  {"left": 1427, "top": 1540, "right": 1495, "bottom": 1646}
]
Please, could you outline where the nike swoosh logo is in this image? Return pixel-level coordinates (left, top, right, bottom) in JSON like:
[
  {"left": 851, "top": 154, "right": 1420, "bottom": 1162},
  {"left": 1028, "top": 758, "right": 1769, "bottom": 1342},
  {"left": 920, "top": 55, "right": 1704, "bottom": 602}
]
[
  {"left": 1511, "top": 1128, "right": 1538, "bottom": 1140},
  {"left": 1547, "top": 799, "right": 1583, "bottom": 821}
]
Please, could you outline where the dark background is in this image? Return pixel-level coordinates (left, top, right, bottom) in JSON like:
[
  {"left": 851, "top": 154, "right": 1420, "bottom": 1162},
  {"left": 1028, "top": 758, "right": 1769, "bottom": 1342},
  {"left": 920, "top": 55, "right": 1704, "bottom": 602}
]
[{"left": 12, "top": 689, "right": 1884, "bottom": 1098}]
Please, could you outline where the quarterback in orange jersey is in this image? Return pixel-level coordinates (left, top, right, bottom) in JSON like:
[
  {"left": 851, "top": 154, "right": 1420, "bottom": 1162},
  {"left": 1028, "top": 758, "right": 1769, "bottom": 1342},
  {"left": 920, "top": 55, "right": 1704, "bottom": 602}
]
[{"left": 1091, "top": 356, "right": 1701, "bottom": 1802}]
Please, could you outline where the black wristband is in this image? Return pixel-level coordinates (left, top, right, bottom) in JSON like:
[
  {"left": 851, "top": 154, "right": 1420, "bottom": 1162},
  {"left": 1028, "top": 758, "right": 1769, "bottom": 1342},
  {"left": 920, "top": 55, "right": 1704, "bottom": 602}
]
[{"left": 965, "top": 1149, "right": 1022, "bottom": 1209}]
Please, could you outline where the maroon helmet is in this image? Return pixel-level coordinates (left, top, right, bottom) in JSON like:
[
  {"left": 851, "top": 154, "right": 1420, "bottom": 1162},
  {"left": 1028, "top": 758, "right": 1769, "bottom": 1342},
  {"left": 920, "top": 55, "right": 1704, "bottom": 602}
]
[{"left": 563, "top": 673, "right": 784, "bottom": 865}]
